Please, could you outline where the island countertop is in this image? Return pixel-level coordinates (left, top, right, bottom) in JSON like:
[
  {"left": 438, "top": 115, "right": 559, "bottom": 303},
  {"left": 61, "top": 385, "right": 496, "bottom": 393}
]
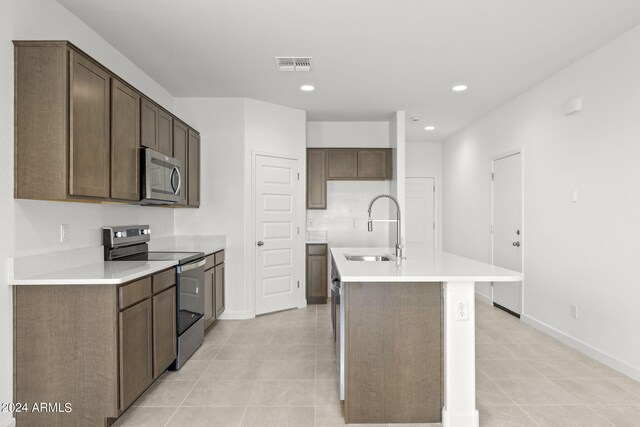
[{"left": 330, "top": 247, "right": 523, "bottom": 282}]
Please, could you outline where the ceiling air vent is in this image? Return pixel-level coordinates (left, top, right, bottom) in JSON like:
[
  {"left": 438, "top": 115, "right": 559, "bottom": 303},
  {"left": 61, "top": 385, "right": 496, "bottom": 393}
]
[{"left": 275, "top": 57, "right": 312, "bottom": 72}]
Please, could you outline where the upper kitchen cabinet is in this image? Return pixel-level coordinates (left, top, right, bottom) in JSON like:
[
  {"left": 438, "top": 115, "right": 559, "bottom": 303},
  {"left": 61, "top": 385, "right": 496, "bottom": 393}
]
[
  {"left": 307, "top": 149, "right": 327, "bottom": 209},
  {"left": 187, "top": 129, "right": 201, "bottom": 207},
  {"left": 173, "top": 120, "right": 189, "bottom": 206},
  {"left": 14, "top": 41, "right": 111, "bottom": 201},
  {"left": 305, "top": 147, "right": 392, "bottom": 209},
  {"left": 141, "top": 98, "right": 173, "bottom": 156},
  {"left": 357, "top": 148, "right": 392, "bottom": 179},
  {"left": 13, "top": 40, "right": 201, "bottom": 207},
  {"left": 327, "top": 149, "right": 358, "bottom": 179},
  {"left": 325, "top": 148, "right": 392, "bottom": 180},
  {"left": 111, "top": 79, "right": 140, "bottom": 201},
  {"left": 69, "top": 51, "right": 111, "bottom": 198}
]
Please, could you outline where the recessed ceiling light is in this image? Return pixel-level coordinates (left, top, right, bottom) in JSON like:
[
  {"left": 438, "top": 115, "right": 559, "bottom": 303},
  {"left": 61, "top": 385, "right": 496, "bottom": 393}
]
[
  {"left": 452, "top": 84, "right": 468, "bottom": 92},
  {"left": 424, "top": 126, "right": 435, "bottom": 131},
  {"left": 300, "top": 84, "right": 315, "bottom": 91}
]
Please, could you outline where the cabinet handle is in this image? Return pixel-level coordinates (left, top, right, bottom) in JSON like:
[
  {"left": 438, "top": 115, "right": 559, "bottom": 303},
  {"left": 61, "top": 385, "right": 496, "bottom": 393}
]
[{"left": 257, "top": 241, "right": 264, "bottom": 246}]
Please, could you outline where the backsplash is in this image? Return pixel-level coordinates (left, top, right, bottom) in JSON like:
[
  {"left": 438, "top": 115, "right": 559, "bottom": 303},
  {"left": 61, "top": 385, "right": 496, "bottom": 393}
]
[
  {"left": 13, "top": 199, "right": 174, "bottom": 257},
  {"left": 306, "top": 180, "right": 392, "bottom": 247}
]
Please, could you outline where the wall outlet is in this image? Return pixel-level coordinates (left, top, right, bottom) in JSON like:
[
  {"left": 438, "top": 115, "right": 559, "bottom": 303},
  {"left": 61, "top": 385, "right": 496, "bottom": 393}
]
[
  {"left": 353, "top": 218, "right": 359, "bottom": 228},
  {"left": 455, "top": 300, "right": 469, "bottom": 321},
  {"left": 571, "top": 304, "right": 578, "bottom": 319},
  {"left": 571, "top": 189, "right": 578, "bottom": 203},
  {"left": 60, "top": 224, "right": 69, "bottom": 242}
]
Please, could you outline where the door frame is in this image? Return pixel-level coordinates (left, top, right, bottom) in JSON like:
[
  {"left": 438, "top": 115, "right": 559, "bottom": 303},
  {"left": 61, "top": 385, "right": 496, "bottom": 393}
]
[
  {"left": 490, "top": 148, "right": 525, "bottom": 314},
  {"left": 250, "top": 150, "right": 304, "bottom": 316},
  {"left": 405, "top": 176, "right": 438, "bottom": 250}
]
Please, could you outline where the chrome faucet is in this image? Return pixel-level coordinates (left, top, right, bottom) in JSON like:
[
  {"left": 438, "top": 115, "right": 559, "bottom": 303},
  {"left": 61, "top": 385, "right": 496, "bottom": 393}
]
[{"left": 367, "top": 194, "right": 403, "bottom": 259}]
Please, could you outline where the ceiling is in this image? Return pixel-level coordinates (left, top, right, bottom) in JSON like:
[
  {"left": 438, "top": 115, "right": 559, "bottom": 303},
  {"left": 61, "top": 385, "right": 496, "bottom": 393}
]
[{"left": 57, "top": 0, "right": 640, "bottom": 142}]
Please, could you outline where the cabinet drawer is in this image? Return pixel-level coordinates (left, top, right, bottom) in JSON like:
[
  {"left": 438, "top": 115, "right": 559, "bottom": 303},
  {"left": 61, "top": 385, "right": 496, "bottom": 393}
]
[
  {"left": 214, "top": 250, "right": 225, "bottom": 265},
  {"left": 153, "top": 269, "right": 175, "bottom": 294},
  {"left": 205, "top": 254, "right": 216, "bottom": 270},
  {"left": 307, "top": 244, "right": 327, "bottom": 255},
  {"left": 119, "top": 277, "right": 152, "bottom": 310}
]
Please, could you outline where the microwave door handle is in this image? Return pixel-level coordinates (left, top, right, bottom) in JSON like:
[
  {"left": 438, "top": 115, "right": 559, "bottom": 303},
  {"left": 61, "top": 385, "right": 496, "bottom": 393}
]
[{"left": 171, "top": 166, "right": 181, "bottom": 195}]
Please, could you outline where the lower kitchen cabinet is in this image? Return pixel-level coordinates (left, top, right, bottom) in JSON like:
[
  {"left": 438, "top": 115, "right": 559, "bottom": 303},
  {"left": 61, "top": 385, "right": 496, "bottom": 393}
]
[
  {"left": 306, "top": 243, "right": 328, "bottom": 304},
  {"left": 153, "top": 286, "right": 177, "bottom": 378},
  {"left": 215, "top": 262, "right": 225, "bottom": 317},
  {"left": 204, "top": 250, "right": 225, "bottom": 329},
  {"left": 13, "top": 268, "right": 178, "bottom": 427},
  {"left": 119, "top": 298, "right": 153, "bottom": 410}
]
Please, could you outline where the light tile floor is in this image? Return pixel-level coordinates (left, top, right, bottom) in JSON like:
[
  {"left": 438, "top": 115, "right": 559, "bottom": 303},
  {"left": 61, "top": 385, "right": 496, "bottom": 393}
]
[{"left": 115, "top": 300, "right": 640, "bottom": 426}]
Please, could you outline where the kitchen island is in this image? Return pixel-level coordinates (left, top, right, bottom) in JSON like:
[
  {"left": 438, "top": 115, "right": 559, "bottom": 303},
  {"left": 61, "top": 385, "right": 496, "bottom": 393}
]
[{"left": 330, "top": 247, "right": 523, "bottom": 427}]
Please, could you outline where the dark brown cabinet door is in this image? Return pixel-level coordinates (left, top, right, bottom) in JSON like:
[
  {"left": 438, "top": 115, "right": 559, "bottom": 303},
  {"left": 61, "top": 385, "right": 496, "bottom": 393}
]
[
  {"left": 188, "top": 129, "right": 201, "bottom": 207},
  {"left": 204, "top": 268, "right": 214, "bottom": 325},
  {"left": 111, "top": 79, "right": 140, "bottom": 201},
  {"left": 357, "top": 149, "right": 391, "bottom": 179},
  {"left": 173, "top": 120, "right": 189, "bottom": 205},
  {"left": 119, "top": 299, "right": 153, "bottom": 410},
  {"left": 158, "top": 109, "right": 173, "bottom": 156},
  {"left": 69, "top": 51, "right": 110, "bottom": 198},
  {"left": 327, "top": 149, "right": 357, "bottom": 179},
  {"left": 215, "top": 263, "right": 225, "bottom": 318},
  {"left": 152, "top": 286, "right": 177, "bottom": 378},
  {"left": 307, "top": 149, "right": 327, "bottom": 209},
  {"left": 140, "top": 98, "right": 158, "bottom": 151},
  {"left": 306, "top": 244, "right": 328, "bottom": 304}
]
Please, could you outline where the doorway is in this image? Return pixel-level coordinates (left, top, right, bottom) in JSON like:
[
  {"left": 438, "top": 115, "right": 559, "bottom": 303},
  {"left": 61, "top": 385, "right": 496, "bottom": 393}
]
[
  {"left": 492, "top": 151, "right": 523, "bottom": 316},
  {"left": 405, "top": 177, "right": 436, "bottom": 249},
  {"left": 254, "top": 153, "right": 301, "bottom": 315}
]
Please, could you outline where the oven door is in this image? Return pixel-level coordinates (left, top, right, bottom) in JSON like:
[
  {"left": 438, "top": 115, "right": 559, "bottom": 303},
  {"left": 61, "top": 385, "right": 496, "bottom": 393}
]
[
  {"left": 176, "top": 258, "right": 205, "bottom": 335},
  {"left": 141, "top": 148, "right": 182, "bottom": 204}
]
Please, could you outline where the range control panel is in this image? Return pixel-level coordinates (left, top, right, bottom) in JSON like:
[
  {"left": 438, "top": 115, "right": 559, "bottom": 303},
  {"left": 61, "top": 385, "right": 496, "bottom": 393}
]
[{"left": 102, "top": 225, "right": 151, "bottom": 248}]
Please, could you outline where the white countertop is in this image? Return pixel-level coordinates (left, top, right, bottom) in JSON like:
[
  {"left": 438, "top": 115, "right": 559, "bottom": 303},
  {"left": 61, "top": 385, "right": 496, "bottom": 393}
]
[
  {"left": 10, "top": 261, "right": 177, "bottom": 285},
  {"left": 149, "top": 235, "right": 226, "bottom": 255},
  {"left": 10, "top": 235, "right": 226, "bottom": 286},
  {"left": 330, "top": 247, "right": 524, "bottom": 282}
]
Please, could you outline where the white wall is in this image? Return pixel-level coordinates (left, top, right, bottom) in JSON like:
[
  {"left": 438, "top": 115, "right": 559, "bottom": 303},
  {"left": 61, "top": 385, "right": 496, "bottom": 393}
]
[
  {"left": 406, "top": 141, "right": 443, "bottom": 249},
  {"left": 306, "top": 122, "right": 392, "bottom": 247},
  {"left": 443, "top": 25, "right": 640, "bottom": 379},
  {"left": 307, "top": 121, "right": 389, "bottom": 148},
  {"left": 388, "top": 112, "right": 406, "bottom": 249},
  {"left": 244, "top": 99, "right": 307, "bottom": 311},
  {"left": 174, "top": 98, "right": 306, "bottom": 317},
  {"left": 173, "top": 98, "right": 246, "bottom": 317},
  {"left": 1, "top": 0, "right": 179, "bottom": 424}
]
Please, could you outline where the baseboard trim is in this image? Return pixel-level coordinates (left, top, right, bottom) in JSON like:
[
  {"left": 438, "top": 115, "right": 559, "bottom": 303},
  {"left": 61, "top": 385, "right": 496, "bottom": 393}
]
[
  {"left": 0, "top": 417, "right": 16, "bottom": 427},
  {"left": 217, "top": 310, "right": 254, "bottom": 320},
  {"left": 522, "top": 314, "right": 640, "bottom": 381},
  {"left": 474, "top": 291, "right": 492, "bottom": 305},
  {"left": 493, "top": 302, "right": 520, "bottom": 319}
]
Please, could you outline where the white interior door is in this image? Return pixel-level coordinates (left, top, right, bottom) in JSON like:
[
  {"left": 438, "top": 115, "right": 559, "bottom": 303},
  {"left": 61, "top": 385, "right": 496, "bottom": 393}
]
[
  {"left": 492, "top": 152, "right": 523, "bottom": 315},
  {"left": 255, "top": 154, "right": 300, "bottom": 315},
  {"left": 405, "top": 177, "right": 436, "bottom": 249}
]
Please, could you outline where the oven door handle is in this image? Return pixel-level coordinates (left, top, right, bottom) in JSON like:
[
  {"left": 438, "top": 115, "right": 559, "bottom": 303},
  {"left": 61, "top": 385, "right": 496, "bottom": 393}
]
[{"left": 180, "top": 258, "right": 206, "bottom": 272}]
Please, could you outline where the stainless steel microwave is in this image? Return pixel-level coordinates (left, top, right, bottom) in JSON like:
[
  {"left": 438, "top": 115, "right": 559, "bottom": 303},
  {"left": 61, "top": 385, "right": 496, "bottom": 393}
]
[{"left": 141, "top": 148, "right": 182, "bottom": 204}]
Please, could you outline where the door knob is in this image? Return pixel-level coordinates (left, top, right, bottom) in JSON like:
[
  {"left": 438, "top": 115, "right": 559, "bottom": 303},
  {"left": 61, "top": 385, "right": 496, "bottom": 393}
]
[
  {"left": 512, "top": 241, "right": 520, "bottom": 247},
  {"left": 257, "top": 241, "right": 264, "bottom": 246}
]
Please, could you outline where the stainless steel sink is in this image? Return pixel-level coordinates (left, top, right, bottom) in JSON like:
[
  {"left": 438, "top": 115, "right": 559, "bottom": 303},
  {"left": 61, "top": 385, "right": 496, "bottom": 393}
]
[{"left": 344, "top": 254, "right": 393, "bottom": 262}]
